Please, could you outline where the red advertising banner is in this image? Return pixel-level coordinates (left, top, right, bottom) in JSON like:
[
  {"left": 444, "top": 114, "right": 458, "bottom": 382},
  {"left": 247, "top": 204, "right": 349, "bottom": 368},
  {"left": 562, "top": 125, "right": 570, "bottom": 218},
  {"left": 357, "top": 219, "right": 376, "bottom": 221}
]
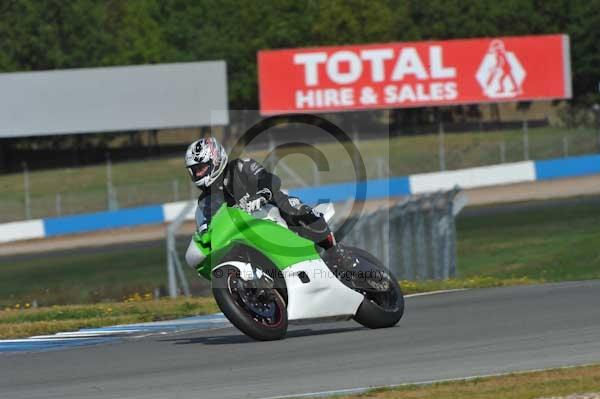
[{"left": 258, "top": 34, "right": 571, "bottom": 115}]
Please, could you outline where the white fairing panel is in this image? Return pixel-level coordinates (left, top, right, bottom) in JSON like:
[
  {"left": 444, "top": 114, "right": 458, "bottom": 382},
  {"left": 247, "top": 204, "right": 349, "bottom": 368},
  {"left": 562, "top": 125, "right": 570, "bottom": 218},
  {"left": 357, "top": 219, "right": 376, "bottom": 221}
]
[
  {"left": 213, "top": 261, "right": 259, "bottom": 281},
  {"left": 251, "top": 205, "right": 288, "bottom": 228},
  {"left": 283, "top": 259, "right": 364, "bottom": 321},
  {"left": 313, "top": 202, "right": 335, "bottom": 223}
]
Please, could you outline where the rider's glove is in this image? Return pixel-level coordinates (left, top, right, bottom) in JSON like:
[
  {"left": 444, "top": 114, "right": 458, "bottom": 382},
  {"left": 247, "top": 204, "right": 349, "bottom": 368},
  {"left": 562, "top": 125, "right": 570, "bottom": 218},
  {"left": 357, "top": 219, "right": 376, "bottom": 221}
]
[{"left": 243, "top": 196, "right": 267, "bottom": 213}]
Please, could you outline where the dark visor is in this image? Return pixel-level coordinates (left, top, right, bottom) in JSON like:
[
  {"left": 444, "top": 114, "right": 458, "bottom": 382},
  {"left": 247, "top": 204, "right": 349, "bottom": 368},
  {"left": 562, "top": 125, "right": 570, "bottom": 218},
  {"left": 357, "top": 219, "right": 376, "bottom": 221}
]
[{"left": 187, "top": 162, "right": 213, "bottom": 182}]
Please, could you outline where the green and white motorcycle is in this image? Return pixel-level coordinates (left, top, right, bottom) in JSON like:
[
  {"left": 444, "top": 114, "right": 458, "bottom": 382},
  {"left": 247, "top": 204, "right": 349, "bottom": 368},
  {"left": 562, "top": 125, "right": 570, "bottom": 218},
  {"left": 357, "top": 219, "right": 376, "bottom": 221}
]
[{"left": 193, "top": 202, "right": 404, "bottom": 340}]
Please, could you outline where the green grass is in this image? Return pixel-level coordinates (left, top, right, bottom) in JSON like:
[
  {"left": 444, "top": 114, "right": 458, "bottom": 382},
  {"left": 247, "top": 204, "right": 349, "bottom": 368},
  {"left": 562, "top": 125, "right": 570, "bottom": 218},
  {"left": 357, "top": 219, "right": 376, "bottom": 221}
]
[
  {"left": 0, "top": 297, "right": 219, "bottom": 339},
  {"left": 457, "top": 201, "right": 600, "bottom": 281},
  {"left": 1, "top": 197, "right": 599, "bottom": 308},
  {"left": 0, "top": 240, "right": 210, "bottom": 308},
  {"left": 0, "top": 126, "right": 596, "bottom": 221},
  {"left": 335, "top": 364, "right": 600, "bottom": 399}
]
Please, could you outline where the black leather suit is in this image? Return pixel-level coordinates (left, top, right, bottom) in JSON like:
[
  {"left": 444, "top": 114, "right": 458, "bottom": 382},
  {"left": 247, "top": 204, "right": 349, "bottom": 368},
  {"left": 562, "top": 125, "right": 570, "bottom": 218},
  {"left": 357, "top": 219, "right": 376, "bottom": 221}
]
[{"left": 195, "top": 158, "right": 332, "bottom": 247}]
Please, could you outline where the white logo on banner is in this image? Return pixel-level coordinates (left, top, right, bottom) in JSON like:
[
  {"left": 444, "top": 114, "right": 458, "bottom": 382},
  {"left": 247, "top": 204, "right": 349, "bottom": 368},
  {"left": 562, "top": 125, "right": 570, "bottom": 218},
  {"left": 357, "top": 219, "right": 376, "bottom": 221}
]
[{"left": 476, "top": 40, "right": 526, "bottom": 99}]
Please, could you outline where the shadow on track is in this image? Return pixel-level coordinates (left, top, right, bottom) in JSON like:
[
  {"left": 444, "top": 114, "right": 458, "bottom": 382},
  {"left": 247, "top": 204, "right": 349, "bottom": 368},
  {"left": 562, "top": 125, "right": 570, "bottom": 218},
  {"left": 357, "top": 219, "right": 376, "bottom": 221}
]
[{"left": 160, "top": 325, "right": 366, "bottom": 345}]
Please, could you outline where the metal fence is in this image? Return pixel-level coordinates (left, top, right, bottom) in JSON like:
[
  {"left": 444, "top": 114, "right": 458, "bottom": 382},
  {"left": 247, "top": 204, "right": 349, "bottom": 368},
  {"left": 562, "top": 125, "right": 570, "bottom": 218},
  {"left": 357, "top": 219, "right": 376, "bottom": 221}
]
[
  {"left": 1, "top": 125, "right": 598, "bottom": 223},
  {"left": 337, "top": 189, "right": 467, "bottom": 280}
]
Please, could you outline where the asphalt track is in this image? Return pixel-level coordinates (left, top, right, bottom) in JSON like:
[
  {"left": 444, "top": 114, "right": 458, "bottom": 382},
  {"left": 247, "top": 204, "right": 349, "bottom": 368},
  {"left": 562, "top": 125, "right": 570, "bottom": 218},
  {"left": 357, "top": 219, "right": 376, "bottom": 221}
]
[{"left": 1, "top": 281, "right": 599, "bottom": 399}]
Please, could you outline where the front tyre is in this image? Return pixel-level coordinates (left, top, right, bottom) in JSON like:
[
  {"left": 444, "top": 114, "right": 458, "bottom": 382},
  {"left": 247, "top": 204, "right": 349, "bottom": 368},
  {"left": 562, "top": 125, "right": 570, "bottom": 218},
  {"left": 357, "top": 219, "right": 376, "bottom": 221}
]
[
  {"left": 212, "top": 265, "right": 288, "bottom": 341},
  {"left": 346, "top": 247, "right": 405, "bottom": 329}
]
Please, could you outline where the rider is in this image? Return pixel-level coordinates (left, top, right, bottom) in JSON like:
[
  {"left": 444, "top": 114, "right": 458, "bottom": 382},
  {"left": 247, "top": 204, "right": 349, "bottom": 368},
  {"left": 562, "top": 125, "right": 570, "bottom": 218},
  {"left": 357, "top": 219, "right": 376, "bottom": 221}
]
[{"left": 184, "top": 137, "right": 338, "bottom": 269}]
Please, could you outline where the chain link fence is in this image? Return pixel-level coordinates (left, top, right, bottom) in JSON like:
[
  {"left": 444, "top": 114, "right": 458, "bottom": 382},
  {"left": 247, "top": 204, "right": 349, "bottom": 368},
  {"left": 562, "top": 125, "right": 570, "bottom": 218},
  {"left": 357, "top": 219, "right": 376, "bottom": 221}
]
[
  {"left": 336, "top": 189, "right": 467, "bottom": 280},
  {"left": 1, "top": 125, "right": 598, "bottom": 223},
  {"left": 0, "top": 177, "right": 195, "bottom": 222}
]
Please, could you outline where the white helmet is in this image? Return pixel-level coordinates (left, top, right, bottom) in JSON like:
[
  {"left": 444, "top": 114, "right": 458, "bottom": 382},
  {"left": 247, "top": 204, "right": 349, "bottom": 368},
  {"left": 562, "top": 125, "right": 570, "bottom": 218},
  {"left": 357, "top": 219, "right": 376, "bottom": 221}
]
[{"left": 185, "top": 138, "right": 228, "bottom": 188}]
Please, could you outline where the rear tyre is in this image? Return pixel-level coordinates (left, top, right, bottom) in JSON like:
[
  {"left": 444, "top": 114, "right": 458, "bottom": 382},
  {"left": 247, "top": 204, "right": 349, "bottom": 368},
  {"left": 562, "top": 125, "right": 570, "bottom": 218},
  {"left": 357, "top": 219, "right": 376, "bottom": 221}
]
[
  {"left": 212, "top": 265, "right": 288, "bottom": 341},
  {"left": 346, "top": 247, "right": 405, "bottom": 329}
]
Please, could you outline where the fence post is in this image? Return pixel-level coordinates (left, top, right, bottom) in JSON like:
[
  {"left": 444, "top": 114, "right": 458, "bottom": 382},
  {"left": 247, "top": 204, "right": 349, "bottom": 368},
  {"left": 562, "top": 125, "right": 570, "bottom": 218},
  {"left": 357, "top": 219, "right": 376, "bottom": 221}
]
[
  {"left": 55, "top": 193, "right": 62, "bottom": 216},
  {"left": 166, "top": 232, "right": 178, "bottom": 298},
  {"left": 441, "top": 193, "right": 453, "bottom": 279},
  {"left": 414, "top": 197, "right": 427, "bottom": 280},
  {"left": 438, "top": 120, "right": 446, "bottom": 171},
  {"left": 389, "top": 204, "right": 402, "bottom": 277},
  {"left": 449, "top": 188, "right": 467, "bottom": 278},
  {"left": 166, "top": 200, "right": 195, "bottom": 298},
  {"left": 106, "top": 153, "right": 118, "bottom": 211},
  {"left": 400, "top": 203, "right": 413, "bottom": 280},
  {"left": 172, "top": 179, "right": 180, "bottom": 202},
  {"left": 448, "top": 209, "right": 458, "bottom": 278},
  {"left": 106, "top": 154, "right": 112, "bottom": 209},
  {"left": 522, "top": 119, "right": 529, "bottom": 160},
  {"left": 429, "top": 194, "right": 441, "bottom": 279},
  {"left": 563, "top": 136, "right": 569, "bottom": 158},
  {"left": 499, "top": 141, "right": 506, "bottom": 163},
  {"left": 22, "top": 162, "right": 31, "bottom": 220}
]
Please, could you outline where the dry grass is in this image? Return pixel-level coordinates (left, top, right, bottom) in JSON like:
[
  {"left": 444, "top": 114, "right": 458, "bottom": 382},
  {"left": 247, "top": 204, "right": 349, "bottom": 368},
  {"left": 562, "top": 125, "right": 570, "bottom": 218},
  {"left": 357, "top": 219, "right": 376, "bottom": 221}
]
[
  {"left": 0, "top": 296, "right": 219, "bottom": 339},
  {"left": 336, "top": 365, "right": 600, "bottom": 399},
  {"left": 399, "top": 276, "right": 541, "bottom": 294}
]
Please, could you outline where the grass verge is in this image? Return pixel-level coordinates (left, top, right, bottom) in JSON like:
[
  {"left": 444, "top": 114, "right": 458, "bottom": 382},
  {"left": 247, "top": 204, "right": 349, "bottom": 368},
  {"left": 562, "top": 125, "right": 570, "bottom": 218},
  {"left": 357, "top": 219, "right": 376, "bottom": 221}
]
[
  {"left": 0, "top": 297, "right": 219, "bottom": 339},
  {"left": 399, "top": 276, "right": 541, "bottom": 294},
  {"left": 457, "top": 199, "right": 600, "bottom": 282},
  {"left": 334, "top": 364, "right": 600, "bottom": 399},
  {"left": 0, "top": 239, "right": 211, "bottom": 308}
]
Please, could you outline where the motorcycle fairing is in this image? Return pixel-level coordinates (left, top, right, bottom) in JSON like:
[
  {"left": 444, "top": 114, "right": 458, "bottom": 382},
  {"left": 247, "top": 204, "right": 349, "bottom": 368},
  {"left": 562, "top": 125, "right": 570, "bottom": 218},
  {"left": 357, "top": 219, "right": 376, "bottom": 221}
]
[
  {"left": 282, "top": 259, "right": 364, "bottom": 320},
  {"left": 196, "top": 204, "right": 365, "bottom": 321},
  {"left": 195, "top": 204, "right": 321, "bottom": 279}
]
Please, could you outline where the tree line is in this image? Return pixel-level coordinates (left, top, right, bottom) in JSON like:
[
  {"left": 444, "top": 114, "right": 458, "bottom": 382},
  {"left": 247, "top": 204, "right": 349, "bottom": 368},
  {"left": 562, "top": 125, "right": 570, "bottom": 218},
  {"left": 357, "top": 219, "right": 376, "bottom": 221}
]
[
  {"left": 1, "top": 0, "right": 599, "bottom": 171},
  {"left": 1, "top": 0, "right": 599, "bottom": 108}
]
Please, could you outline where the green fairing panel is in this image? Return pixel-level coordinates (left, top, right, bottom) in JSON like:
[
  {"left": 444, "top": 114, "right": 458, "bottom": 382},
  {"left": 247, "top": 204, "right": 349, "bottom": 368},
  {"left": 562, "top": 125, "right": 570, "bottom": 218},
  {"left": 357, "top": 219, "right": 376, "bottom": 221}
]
[{"left": 195, "top": 205, "right": 321, "bottom": 280}]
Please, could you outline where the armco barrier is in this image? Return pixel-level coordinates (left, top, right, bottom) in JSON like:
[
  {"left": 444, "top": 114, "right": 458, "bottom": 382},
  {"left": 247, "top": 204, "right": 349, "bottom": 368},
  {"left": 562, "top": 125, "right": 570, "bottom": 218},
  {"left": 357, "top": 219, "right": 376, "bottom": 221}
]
[
  {"left": 288, "top": 176, "right": 411, "bottom": 205},
  {"left": 43, "top": 205, "right": 165, "bottom": 237},
  {"left": 1, "top": 153, "right": 598, "bottom": 243},
  {"left": 535, "top": 154, "right": 600, "bottom": 181},
  {"left": 0, "top": 220, "right": 45, "bottom": 244},
  {"left": 408, "top": 161, "right": 536, "bottom": 194}
]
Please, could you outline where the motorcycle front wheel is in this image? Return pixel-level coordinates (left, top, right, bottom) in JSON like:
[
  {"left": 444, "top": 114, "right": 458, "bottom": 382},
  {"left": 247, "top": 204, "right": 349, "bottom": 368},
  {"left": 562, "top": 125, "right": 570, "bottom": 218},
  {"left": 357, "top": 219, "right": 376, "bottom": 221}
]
[
  {"left": 344, "top": 247, "right": 405, "bottom": 329},
  {"left": 212, "top": 265, "right": 288, "bottom": 341}
]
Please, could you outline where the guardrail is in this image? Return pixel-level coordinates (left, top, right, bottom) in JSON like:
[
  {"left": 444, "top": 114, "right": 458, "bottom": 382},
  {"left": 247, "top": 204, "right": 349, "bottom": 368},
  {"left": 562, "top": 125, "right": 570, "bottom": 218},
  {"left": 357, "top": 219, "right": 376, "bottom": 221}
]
[
  {"left": 338, "top": 188, "right": 466, "bottom": 280},
  {"left": 1, "top": 153, "right": 599, "bottom": 244}
]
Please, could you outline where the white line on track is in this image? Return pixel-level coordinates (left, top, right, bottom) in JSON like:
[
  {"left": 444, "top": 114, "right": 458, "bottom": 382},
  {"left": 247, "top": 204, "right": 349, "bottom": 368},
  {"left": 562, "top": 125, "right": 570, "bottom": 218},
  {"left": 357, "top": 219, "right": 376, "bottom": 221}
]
[
  {"left": 404, "top": 288, "right": 468, "bottom": 298},
  {"left": 29, "top": 330, "right": 141, "bottom": 339},
  {"left": 260, "top": 363, "right": 599, "bottom": 399}
]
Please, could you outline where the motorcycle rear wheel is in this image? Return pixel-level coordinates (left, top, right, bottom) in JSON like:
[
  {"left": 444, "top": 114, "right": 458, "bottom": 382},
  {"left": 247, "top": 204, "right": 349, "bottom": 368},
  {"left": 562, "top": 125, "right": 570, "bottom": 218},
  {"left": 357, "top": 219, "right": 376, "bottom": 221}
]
[{"left": 212, "top": 265, "right": 288, "bottom": 341}]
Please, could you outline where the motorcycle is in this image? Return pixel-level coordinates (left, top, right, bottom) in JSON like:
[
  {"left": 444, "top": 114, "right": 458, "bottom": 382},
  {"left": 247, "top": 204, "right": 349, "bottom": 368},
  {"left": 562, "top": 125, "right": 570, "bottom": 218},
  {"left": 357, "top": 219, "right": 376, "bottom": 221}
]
[{"left": 193, "top": 202, "right": 404, "bottom": 340}]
